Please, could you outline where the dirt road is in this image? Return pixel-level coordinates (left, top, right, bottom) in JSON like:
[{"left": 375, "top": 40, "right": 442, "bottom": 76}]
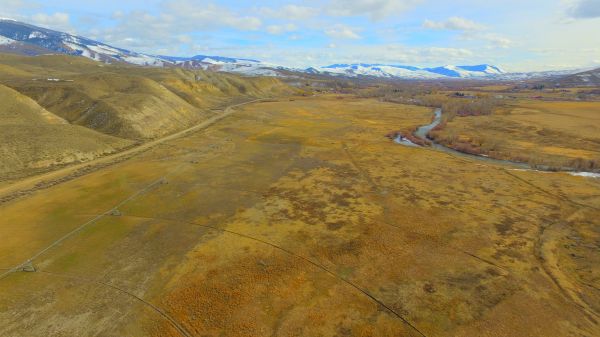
[{"left": 0, "top": 98, "right": 265, "bottom": 204}]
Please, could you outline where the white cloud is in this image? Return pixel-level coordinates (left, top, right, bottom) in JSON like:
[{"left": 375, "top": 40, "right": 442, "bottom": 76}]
[
  {"left": 95, "top": 1, "right": 263, "bottom": 51},
  {"left": 0, "top": 0, "right": 43, "bottom": 22},
  {"left": 30, "top": 12, "right": 71, "bottom": 31},
  {"left": 1, "top": 0, "right": 40, "bottom": 15},
  {"left": 162, "top": 1, "right": 262, "bottom": 31},
  {"left": 201, "top": 43, "right": 477, "bottom": 69},
  {"left": 423, "top": 17, "right": 485, "bottom": 31},
  {"left": 258, "top": 5, "right": 318, "bottom": 20},
  {"left": 568, "top": 0, "right": 600, "bottom": 18},
  {"left": 481, "top": 34, "right": 513, "bottom": 48},
  {"left": 459, "top": 31, "right": 513, "bottom": 49},
  {"left": 324, "top": 24, "right": 362, "bottom": 39},
  {"left": 3, "top": 0, "right": 597, "bottom": 71},
  {"left": 425, "top": 17, "right": 512, "bottom": 49},
  {"left": 266, "top": 23, "right": 297, "bottom": 35},
  {"left": 331, "top": 45, "right": 475, "bottom": 65},
  {"left": 328, "top": 0, "right": 422, "bottom": 21}
]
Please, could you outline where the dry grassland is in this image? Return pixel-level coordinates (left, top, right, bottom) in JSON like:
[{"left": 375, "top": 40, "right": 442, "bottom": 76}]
[
  {"left": 0, "top": 53, "right": 297, "bottom": 182},
  {"left": 0, "top": 96, "right": 598, "bottom": 337},
  {"left": 430, "top": 100, "right": 600, "bottom": 170}
]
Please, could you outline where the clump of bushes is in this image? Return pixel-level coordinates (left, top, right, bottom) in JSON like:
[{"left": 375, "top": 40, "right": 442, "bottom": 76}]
[
  {"left": 356, "top": 85, "right": 501, "bottom": 124},
  {"left": 441, "top": 97, "right": 499, "bottom": 120},
  {"left": 568, "top": 158, "right": 600, "bottom": 171}
]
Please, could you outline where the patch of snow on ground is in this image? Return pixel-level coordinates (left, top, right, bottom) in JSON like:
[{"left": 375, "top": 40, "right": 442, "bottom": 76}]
[
  {"left": 569, "top": 172, "right": 600, "bottom": 178},
  {"left": 509, "top": 168, "right": 553, "bottom": 174},
  {"left": 394, "top": 135, "right": 420, "bottom": 147}
]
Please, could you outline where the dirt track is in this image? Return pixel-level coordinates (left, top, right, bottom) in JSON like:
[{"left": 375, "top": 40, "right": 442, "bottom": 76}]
[
  {"left": 0, "top": 99, "right": 265, "bottom": 205},
  {"left": 1, "top": 96, "right": 598, "bottom": 337}
]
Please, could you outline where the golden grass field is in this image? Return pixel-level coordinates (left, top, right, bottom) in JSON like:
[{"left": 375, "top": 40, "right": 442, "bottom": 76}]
[
  {"left": 0, "top": 95, "right": 599, "bottom": 337},
  {"left": 430, "top": 99, "right": 600, "bottom": 170},
  {"left": 0, "top": 54, "right": 297, "bottom": 183}
]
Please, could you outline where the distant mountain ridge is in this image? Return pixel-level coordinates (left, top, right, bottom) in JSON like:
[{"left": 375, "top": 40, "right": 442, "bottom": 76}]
[
  {"left": 319, "top": 63, "right": 505, "bottom": 79},
  {"left": 532, "top": 67, "right": 600, "bottom": 87},
  {"left": 0, "top": 18, "right": 268, "bottom": 73},
  {"left": 0, "top": 18, "right": 583, "bottom": 80}
]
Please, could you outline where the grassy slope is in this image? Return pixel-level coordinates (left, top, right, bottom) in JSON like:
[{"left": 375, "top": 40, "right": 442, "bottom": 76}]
[
  {"left": 0, "top": 53, "right": 299, "bottom": 181},
  {"left": 0, "top": 83, "right": 132, "bottom": 181},
  {"left": 0, "top": 53, "right": 298, "bottom": 140}
]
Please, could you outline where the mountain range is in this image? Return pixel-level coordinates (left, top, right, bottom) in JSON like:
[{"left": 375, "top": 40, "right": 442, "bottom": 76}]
[
  {"left": 0, "top": 18, "right": 587, "bottom": 80},
  {"left": 319, "top": 63, "right": 505, "bottom": 79}
]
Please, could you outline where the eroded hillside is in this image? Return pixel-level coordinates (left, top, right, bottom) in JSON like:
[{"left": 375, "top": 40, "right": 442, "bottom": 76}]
[
  {"left": 0, "top": 83, "right": 132, "bottom": 181},
  {"left": 0, "top": 54, "right": 298, "bottom": 139},
  {"left": 0, "top": 53, "right": 298, "bottom": 181}
]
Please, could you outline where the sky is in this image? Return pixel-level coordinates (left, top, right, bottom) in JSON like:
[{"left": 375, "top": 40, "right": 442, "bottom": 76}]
[{"left": 2, "top": 0, "right": 600, "bottom": 71}]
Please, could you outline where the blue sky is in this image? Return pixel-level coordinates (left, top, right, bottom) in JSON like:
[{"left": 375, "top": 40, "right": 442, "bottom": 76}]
[{"left": 3, "top": 0, "right": 600, "bottom": 71}]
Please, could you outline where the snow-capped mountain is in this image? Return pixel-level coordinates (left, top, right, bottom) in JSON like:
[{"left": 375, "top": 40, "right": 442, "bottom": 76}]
[
  {"left": 0, "top": 18, "right": 275, "bottom": 74},
  {"left": 319, "top": 63, "right": 506, "bottom": 79},
  {"left": 159, "top": 55, "right": 283, "bottom": 76},
  {"left": 0, "top": 19, "right": 583, "bottom": 80},
  {"left": 0, "top": 18, "right": 168, "bottom": 65}
]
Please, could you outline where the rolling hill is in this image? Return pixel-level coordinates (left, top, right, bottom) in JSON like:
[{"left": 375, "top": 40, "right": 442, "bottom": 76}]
[
  {"left": 0, "top": 52, "right": 298, "bottom": 181},
  {"left": 0, "top": 53, "right": 297, "bottom": 139},
  {"left": 0, "top": 83, "right": 133, "bottom": 181}
]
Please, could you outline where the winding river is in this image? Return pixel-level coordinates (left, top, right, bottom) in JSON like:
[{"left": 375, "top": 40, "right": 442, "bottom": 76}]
[
  {"left": 411, "top": 108, "right": 529, "bottom": 169},
  {"left": 401, "top": 108, "right": 600, "bottom": 178}
]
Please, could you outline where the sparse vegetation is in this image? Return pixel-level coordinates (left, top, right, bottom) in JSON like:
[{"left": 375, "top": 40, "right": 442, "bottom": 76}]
[
  {"left": 1, "top": 95, "right": 599, "bottom": 337},
  {"left": 0, "top": 53, "right": 300, "bottom": 181},
  {"left": 430, "top": 99, "right": 600, "bottom": 171},
  {"left": 1, "top": 48, "right": 600, "bottom": 337}
]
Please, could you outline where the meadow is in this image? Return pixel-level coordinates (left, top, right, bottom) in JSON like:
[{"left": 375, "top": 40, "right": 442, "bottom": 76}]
[
  {"left": 0, "top": 95, "right": 598, "bottom": 337},
  {"left": 429, "top": 99, "right": 600, "bottom": 171},
  {"left": 0, "top": 54, "right": 296, "bottom": 183}
]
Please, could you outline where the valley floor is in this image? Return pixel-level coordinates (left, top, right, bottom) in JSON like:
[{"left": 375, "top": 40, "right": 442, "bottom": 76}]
[
  {"left": 430, "top": 99, "right": 600, "bottom": 171},
  {"left": 0, "top": 96, "right": 599, "bottom": 337}
]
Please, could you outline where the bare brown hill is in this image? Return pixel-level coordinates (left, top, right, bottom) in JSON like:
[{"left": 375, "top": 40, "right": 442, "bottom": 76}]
[
  {"left": 0, "top": 53, "right": 299, "bottom": 181},
  {"left": 0, "top": 53, "right": 298, "bottom": 139},
  {"left": 0, "top": 83, "right": 132, "bottom": 181}
]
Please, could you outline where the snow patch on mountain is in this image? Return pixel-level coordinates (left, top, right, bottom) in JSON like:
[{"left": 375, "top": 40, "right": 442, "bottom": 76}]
[
  {"left": 0, "top": 19, "right": 583, "bottom": 80},
  {"left": 28, "top": 31, "right": 47, "bottom": 39},
  {"left": 322, "top": 64, "right": 444, "bottom": 79},
  {"left": 166, "top": 55, "right": 281, "bottom": 76},
  {"left": 0, "top": 35, "right": 15, "bottom": 45},
  {"left": 319, "top": 63, "right": 508, "bottom": 79}
]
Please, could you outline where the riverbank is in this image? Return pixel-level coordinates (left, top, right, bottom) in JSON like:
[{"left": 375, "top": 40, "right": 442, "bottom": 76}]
[
  {"left": 426, "top": 100, "right": 600, "bottom": 173},
  {"left": 397, "top": 107, "right": 600, "bottom": 176}
]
